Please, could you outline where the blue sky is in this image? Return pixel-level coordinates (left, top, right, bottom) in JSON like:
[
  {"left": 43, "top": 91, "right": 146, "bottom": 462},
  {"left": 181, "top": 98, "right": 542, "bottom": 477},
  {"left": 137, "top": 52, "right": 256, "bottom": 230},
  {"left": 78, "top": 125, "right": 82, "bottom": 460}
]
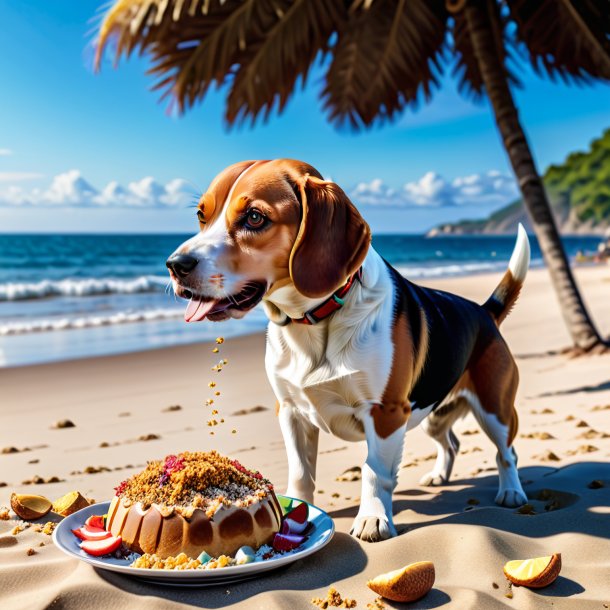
[{"left": 0, "top": 1, "right": 609, "bottom": 233}]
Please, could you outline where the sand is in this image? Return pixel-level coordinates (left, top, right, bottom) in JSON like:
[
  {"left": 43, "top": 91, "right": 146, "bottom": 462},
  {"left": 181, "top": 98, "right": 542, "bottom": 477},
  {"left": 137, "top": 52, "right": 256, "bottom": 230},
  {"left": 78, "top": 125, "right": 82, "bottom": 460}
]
[{"left": 1, "top": 265, "right": 610, "bottom": 609}]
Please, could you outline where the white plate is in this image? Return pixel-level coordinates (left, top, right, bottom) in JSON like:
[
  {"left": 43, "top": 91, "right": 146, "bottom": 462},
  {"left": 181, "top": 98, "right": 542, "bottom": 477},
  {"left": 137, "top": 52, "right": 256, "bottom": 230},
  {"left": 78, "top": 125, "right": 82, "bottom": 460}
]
[{"left": 53, "top": 495, "right": 334, "bottom": 586}]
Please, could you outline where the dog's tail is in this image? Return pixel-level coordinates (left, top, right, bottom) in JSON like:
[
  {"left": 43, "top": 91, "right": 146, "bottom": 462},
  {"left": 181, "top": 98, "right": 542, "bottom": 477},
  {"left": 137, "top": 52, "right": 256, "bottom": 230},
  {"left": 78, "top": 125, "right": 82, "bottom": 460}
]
[{"left": 483, "top": 223, "right": 530, "bottom": 325}]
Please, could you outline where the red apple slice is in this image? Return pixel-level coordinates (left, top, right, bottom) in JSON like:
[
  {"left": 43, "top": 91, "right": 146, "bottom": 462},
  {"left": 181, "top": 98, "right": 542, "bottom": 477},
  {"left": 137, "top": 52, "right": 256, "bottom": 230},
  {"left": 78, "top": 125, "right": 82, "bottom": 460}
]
[
  {"left": 80, "top": 535, "right": 122, "bottom": 557},
  {"left": 85, "top": 515, "right": 105, "bottom": 530},
  {"left": 273, "top": 532, "right": 306, "bottom": 552},
  {"left": 72, "top": 527, "right": 112, "bottom": 541}
]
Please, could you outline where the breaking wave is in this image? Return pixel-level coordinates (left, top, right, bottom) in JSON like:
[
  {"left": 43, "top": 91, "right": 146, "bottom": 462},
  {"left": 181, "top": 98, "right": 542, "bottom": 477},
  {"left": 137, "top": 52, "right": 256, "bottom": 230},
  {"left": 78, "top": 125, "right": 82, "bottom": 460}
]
[{"left": 0, "top": 276, "right": 169, "bottom": 301}]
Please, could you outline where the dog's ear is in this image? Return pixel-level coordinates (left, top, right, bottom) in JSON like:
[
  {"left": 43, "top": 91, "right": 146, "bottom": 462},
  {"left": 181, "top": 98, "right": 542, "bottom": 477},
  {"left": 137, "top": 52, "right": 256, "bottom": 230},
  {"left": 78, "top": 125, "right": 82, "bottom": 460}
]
[{"left": 289, "top": 175, "right": 371, "bottom": 298}]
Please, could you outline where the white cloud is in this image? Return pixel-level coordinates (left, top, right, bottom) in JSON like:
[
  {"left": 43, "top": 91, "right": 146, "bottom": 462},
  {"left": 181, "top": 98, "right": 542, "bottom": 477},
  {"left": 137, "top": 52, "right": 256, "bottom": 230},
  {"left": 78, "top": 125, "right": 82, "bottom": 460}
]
[
  {"left": 351, "top": 170, "right": 518, "bottom": 208},
  {"left": 0, "top": 171, "right": 44, "bottom": 182},
  {"left": 0, "top": 149, "right": 13, "bottom": 157},
  {"left": 0, "top": 170, "right": 197, "bottom": 208}
]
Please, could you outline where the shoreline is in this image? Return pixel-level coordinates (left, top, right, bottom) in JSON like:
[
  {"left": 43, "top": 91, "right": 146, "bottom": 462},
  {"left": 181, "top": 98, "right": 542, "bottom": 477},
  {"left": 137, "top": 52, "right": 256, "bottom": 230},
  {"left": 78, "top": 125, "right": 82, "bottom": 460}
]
[{"left": 2, "top": 262, "right": 609, "bottom": 369}]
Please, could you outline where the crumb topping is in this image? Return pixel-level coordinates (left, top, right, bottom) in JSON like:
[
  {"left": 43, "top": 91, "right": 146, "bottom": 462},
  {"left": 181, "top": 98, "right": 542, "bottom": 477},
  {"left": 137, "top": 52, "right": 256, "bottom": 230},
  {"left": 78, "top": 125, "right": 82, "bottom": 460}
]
[{"left": 114, "top": 451, "right": 272, "bottom": 510}]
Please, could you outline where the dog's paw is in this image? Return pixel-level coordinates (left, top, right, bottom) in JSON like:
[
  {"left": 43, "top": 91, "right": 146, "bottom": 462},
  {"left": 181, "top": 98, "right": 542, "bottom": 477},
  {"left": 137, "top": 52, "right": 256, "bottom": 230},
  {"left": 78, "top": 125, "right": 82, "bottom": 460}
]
[
  {"left": 350, "top": 516, "right": 396, "bottom": 542},
  {"left": 495, "top": 488, "right": 527, "bottom": 508},
  {"left": 419, "top": 471, "right": 448, "bottom": 487}
]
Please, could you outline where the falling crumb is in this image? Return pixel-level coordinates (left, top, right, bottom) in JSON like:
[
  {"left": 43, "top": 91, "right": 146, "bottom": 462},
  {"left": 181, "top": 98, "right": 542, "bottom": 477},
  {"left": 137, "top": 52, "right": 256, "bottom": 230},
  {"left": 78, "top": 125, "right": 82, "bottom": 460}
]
[
  {"left": 208, "top": 382, "right": 216, "bottom": 388},
  {"left": 0, "top": 507, "right": 10, "bottom": 520},
  {"left": 211, "top": 410, "right": 218, "bottom": 415},
  {"left": 223, "top": 359, "right": 228, "bottom": 365},
  {"left": 212, "top": 347, "right": 219, "bottom": 353},
  {"left": 27, "top": 548, "right": 36, "bottom": 556},
  {"left": 215, "top": 337, "right": 224, "bottom": 344}
]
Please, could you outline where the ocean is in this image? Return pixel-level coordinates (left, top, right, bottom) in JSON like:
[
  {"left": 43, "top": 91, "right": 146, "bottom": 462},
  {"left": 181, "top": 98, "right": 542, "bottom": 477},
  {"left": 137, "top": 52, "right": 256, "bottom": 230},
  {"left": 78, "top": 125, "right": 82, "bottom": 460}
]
[{"left": 0, "top": 233, "right": 602, "bottom": 367}]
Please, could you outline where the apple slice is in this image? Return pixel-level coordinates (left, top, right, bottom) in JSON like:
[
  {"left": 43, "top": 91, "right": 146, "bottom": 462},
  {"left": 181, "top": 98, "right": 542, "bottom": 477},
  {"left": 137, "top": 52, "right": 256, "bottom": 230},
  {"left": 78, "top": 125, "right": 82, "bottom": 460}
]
[
  {"left": 273, "top": 532, "right": 306, "bottom": 552},
  {"left": 503, "top": 554, "right": 561, "bottom": 588},
  {"left": 80, "top": 535, "right": 122, "bottom": 557},
  {"left": 72, "top": 527, "right": 112, "bottom": 542},
  {"left": 85, "top": 515, "right": 105, "bottom": 530}
]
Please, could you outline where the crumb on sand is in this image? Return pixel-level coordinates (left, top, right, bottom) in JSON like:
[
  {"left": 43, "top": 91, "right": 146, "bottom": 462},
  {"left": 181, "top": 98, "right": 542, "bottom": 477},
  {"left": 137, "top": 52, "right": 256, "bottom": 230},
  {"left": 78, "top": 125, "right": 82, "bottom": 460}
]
[{"left": 311, "top": 587, "right": 357, "bottom": 608}]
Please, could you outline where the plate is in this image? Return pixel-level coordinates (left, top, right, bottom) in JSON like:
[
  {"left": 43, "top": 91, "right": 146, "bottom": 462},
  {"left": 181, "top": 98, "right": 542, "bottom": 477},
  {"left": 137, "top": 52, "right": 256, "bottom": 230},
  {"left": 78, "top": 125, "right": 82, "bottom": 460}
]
[{"left": 52, "top": 495, "right": 334, "bottom": 586}]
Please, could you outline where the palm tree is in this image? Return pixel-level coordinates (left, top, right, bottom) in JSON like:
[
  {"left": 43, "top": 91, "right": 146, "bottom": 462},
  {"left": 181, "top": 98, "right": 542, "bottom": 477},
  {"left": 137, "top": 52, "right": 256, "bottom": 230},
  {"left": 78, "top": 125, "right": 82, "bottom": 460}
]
[{"left": 95, "top": 0, "right": 610, "bottom": 353}]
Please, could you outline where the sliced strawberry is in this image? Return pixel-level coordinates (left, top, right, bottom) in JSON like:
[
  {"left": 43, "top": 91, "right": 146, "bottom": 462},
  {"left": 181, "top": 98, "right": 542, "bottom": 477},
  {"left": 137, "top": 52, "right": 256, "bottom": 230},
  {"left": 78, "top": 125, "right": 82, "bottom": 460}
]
[
  {"left": 72, "top": 527, "right": 112, "bottom": 542},
  {"left": 80, "top": 535, "right": 122, "bottom": 557},
  {"left": 284, "top": 501, "right": 308, "bottom": 524},
  {"left": 273, "top": 532, "right": 306, "bottom": 552},
  {"left": 85, "top": 515, "right": 105, "bottom": 530}
]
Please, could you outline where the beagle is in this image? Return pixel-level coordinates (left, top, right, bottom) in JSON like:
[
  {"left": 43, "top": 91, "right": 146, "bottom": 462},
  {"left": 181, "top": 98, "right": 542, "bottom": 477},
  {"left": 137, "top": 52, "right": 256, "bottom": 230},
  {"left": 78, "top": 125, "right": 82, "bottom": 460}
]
[{"left": 167, "top": 159, "right": 529, "bottom": 542}]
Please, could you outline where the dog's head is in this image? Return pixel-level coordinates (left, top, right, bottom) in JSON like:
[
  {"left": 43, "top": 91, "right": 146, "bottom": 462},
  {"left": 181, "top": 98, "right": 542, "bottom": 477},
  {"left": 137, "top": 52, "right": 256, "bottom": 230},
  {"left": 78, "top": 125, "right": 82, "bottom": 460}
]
[{"left": 167, "top": 159, "right": 371, "bottom": 322}]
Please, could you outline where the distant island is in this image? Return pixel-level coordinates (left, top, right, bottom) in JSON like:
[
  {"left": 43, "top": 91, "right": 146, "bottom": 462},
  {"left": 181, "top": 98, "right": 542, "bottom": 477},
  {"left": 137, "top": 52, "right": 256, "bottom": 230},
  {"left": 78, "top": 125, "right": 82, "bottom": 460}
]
[{"left": 428, "top": 128, "right": 610, "bottom": 236}]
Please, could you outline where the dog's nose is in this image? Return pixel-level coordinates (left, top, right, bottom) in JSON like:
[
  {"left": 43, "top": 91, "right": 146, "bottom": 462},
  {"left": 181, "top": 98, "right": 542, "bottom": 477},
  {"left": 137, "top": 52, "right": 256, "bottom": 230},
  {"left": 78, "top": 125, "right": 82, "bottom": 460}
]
[{"left": 166, "top": 254, "right": 198, "bottom": 278}]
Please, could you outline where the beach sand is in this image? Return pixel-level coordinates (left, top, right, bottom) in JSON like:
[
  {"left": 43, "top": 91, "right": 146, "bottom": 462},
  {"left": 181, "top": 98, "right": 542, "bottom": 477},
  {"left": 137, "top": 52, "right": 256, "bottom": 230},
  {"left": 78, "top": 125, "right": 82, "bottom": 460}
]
[{"left": 1, "top": 265, "right": 610, "bottom": 609}]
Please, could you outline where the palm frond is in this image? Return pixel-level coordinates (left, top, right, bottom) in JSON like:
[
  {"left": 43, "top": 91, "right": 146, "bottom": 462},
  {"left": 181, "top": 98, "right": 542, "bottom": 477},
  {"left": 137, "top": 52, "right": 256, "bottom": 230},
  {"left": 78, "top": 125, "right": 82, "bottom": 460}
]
[
  {"left": 452, "top": 0, "right": 520, "bottom": 100},
  {"left": 506, "top": 0, "right": 610, "bottom": 82},
  {"left": 225, "top": 0, "right": 345, "bottom": 125},
  {"left": 322, "top": 0, "right": 447, "bottom": 129}
]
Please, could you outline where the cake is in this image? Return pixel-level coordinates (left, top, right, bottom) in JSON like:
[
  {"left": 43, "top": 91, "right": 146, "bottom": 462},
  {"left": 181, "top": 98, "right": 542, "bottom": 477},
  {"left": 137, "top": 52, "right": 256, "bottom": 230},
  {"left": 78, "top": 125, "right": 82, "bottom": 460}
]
[{"left": 107, "top": 451, "right": 282, "bottom": 559}]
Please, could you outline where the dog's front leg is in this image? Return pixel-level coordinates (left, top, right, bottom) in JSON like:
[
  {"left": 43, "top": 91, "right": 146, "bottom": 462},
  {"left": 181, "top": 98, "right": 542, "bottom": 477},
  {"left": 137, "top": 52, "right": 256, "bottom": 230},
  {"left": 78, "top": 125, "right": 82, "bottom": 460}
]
[
  {"left": 351, "top": 407, "right": 407, "bottom": 542},
  {"left": 278, "top": 401, "right": 319, "bottom": 504}
]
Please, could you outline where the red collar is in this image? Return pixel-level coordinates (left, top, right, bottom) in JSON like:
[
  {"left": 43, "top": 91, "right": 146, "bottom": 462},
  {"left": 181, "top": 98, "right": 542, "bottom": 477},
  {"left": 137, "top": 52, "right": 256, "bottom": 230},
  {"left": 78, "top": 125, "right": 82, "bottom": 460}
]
[{"left": 289, "top": 268, "right": 363, "bottom": 325}]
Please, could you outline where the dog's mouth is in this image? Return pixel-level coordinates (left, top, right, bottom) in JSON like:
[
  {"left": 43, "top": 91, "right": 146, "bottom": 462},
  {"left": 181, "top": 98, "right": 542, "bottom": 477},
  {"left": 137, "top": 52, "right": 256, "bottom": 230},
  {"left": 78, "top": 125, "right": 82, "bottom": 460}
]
[{"left": 182, "top": 281, "right": 267, "bottom": 323}]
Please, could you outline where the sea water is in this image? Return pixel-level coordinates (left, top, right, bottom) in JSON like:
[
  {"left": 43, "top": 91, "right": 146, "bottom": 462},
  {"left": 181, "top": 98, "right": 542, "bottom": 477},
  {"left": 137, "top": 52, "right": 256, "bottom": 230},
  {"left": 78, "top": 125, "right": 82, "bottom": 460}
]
[{"left": 0, "top": 233, "right": 601, "bottom": 367}]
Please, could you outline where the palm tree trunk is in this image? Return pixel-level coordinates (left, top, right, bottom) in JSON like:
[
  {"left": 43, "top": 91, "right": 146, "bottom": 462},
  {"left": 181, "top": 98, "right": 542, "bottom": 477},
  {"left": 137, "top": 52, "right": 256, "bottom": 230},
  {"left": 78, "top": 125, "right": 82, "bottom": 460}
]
[{"left": 463, "top": 0, "right": 606, "bottom": 353}]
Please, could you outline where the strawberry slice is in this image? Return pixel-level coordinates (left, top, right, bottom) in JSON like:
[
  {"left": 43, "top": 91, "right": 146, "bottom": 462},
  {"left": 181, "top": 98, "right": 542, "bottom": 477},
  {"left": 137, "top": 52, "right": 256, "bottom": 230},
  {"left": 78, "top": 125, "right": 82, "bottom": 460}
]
[
  {"left": 85, "top": 515, "right": 105, "bottom": 530},
  {"left": 80, "top": 535, "right": 122, "bottom": 557},
  {"left": 282, "top": 502, "right": 309, "bottom": 534},
  {"left": 72, "top": 526, "right": 112, "bottom": 541},
  {"left": 273, "top": 532, "right": 306, "bottom": 552}
]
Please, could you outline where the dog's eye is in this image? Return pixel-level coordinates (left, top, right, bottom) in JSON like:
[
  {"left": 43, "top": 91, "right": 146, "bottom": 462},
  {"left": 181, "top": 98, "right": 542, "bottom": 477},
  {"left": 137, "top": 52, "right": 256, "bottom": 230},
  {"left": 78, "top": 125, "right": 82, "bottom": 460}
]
[
  {"left": 197, "top": 209, "right": 206, "bottom": 224},
  {"left": 245, "top": 209, "right": 266, "bottom": 230}
]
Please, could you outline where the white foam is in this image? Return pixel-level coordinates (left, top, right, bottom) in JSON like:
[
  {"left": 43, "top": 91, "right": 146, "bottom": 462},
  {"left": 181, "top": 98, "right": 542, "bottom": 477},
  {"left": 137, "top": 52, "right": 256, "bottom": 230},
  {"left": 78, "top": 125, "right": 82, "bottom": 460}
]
[
  {"left": 395, "top": 257, "right": 544, "bottom": 280},
  {"left": 0, "top": 276, "right": 169, "bottom": 301},
  {"left": 0, "top": 308, "right": 183, "bottom": 336}
]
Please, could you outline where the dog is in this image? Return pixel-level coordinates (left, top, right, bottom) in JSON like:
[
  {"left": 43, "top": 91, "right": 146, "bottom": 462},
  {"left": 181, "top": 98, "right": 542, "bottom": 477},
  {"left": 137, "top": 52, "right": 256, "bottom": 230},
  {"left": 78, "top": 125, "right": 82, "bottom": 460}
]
[{"left": 166, "top": 159, "right": 529, "bottom": 542}]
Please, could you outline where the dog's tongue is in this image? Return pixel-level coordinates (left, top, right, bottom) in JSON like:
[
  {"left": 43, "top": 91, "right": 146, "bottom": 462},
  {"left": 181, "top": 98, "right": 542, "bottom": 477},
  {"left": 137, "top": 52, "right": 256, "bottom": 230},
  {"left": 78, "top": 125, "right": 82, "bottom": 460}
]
[{"left": 185, "top": 297, "right": 218, "bottom": 322}]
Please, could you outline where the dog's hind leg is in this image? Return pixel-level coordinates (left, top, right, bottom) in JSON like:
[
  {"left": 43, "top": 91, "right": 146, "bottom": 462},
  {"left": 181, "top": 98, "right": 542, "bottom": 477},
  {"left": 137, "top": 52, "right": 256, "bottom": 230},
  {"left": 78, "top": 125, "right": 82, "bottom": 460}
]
[
  {"left": 467, "top": 344, "right": 527, "bottom": 508},
  {"left": 419, "top": 397, "right": 468, "bottom": 486}
]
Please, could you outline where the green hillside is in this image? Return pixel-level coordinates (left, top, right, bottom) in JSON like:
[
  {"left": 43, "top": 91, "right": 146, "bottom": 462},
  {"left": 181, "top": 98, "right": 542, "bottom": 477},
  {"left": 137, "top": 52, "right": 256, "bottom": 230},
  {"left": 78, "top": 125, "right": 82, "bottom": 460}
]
[{"left": 431, "top": 128, "right": 610, "bottom": 235}]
